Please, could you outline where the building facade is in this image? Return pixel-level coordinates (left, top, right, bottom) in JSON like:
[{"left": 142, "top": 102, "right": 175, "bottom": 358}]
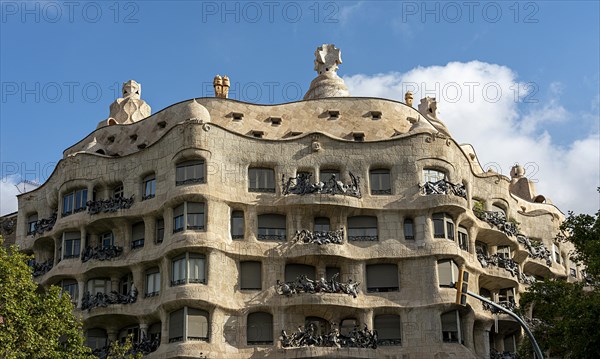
[{"left": 16, "top": 45, "right": 577, "bottom": 359}]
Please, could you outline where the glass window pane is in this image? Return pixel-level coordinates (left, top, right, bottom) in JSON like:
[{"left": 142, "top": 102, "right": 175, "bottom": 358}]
[
  {"left": 240, "top": 261, "right": 261, "bottom": 290},
  {"left": 187, "top": 308, "right": 209, "bottom": 340},
  {"left": 366, "top": 264, "right": 398, "bottom": 292},
  {"left": 169, "top": 309, "right": 184, "bottom": 341},
  {"left": 247, "top": 312, "right": 273, "bottom": 344}
]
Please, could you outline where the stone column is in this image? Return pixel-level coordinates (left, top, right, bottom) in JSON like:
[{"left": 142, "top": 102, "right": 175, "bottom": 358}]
[
  {"left": 143, "top": 215, "right": 155, "bottom": 245},
  {"left": 107, "top": 329, "right": 118, "bottom": 342},
  {"left": 77, "top": 279, "right": 86, "bottom": 309},
  {"left": 139, "top": 323, "right": 149, "bottom": 340},
  {"left": 111, "top": 276, "right": 120, "bottom": 293},
  {"left": 163, "top": 207, "right": 173, "bottom": 242}
]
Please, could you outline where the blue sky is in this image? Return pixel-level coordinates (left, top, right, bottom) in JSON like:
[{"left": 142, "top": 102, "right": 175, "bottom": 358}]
[{"left": 1, "top": 0, "right": 599, "bottom": 215}]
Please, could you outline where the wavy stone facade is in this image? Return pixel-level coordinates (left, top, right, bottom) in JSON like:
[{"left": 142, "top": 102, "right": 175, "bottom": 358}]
[{"left": 16, "top": 46, "right": 578, "bottom": 359}]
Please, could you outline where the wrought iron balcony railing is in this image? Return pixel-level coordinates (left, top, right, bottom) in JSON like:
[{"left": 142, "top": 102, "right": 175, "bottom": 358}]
[
  {"left": 91, "top": 334, "right": 160, "bottom": 358},
  {"left": 516, "top": 235, "right": 552, "bottom": 266},
  {"left": 490, "top": 348, "right": 519, "bottom": 359},
  {"left": 86, "top": 195, "right": 134, "bottom": 215},
  {"left": 28, "top": 259, "right": 53, "bottom": 277},
  {"left": 28, "top": 212, "right": 57, "bottom": 235},
  {"left": 293, "top": 228, "right": 344, "bottom": 245},
  {"left": 420, "top": 179, "right": 467, "bottom": 199},
  {"left": 276, "top": 274, "right": 360, "bottom": 298},
  {"left": 282, "top": 172, "right": 361, "bottom": 198},
  {"left": 81, "top": 286, "right": 137, "bottom": 311},
  {"left": 281, "top": 324, "right": 379, "bottom": 349},
  {"left": 81, "top": 245, "right": 123, "bottom": 262},
  {"left": 176, "top": 177, "right": 205, "bottom": 186},
  {"left": 482, "top": 300, "right": 517, "bottom": 313}
]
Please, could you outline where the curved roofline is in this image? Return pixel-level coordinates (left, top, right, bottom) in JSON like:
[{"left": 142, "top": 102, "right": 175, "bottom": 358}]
[{"left": 62, "top": 96, "right": 418, "bottom": 155}]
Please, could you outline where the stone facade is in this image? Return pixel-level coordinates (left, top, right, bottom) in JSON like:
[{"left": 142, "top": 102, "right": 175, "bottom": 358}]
[{"left": 15, "top": 46, "right": 577, "bottom": 359}]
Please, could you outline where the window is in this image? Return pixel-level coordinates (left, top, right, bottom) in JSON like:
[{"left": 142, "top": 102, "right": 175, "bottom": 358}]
[
  {"left": 314, "top": 217, "right": 330, "bottom": 233},
  {"left": 352, "top": 132, "right": 365, "bottom": 142},
  {"left": 423, "top": 168, "right": 445, "bottom": 183},
  {"left": 100, "top": 232, "right": 114, "bottom": 248},
  {"left": 173, "top": 204, "right": 184, "bottom": 233},
  {"left": 319, "top": 169, "right": 340, "bottom": 184},
  {"left": 27, "top": 213, "right": 38, "bottom": 234},
  {"left": 240, "top": 261, "right": 262, "bottom": 290},
  {"left": 171, "top": 253, "right": 206, "bottom": 286},
  {"left": 248, "top": 168, "right": 275, "bottom": 193},
  {"left": 499, "top": 288, "right": 515, "bottom": 304},
  {"left": 438, "top": 259, "right": 459, "bottom": 287},
  {"left": 143, "top": 174, "right": 156, "bottom": 200},
  {"left": 504, "top": 334, "right": 517, "bottom": 353},
  {"left": 305, "top": 317, "right": 330, "bottom": 337},
  {"left": 403, "top": 218, "right": 414, "bottom": 240},
  {"left": 458, "top": 227, "right": 469, "bottom": 251},
  {"left": 347, "top": 216, "right": 378, "bottom": 241},
  {"left": 570, "top": 267, "right": 577, "bottom": 278},
  {"left": 370, "top": 169, "right": 391, "bottom": 195},
  {"left": 63, "top": 231, "right": 81, "bottom": 259},
  {"left": 257, "top": 214, "right": 286, "bottom": 241},
  {"left": 87, "top": 278, "right": 110, "bottom": 295},
  {"left": 61, "top": 279, "right": 78, "bottom": 303},
  {"left": 497, "top": 245, "right": 511, "bottom": 260},
  {"left": 131, "top": 221, "right": 145, "bottom": 249},
  {"left": 476, "top": 241, "right": 488, "bottom": 256},
  {"left": 112, "top": 184, "right": 124, "bottom": 199},
  {"left": 156, "top": 218, "right": 164, "bottom": 243},
  {"left": 432, "top": 213, "right": 454, "bottom": 240},
  {"left": 118, "top": 326, "right": 140, "bottom": 344},
  {"left": 187, "top": 202, "right": 205, "bottom": 230},
  {"left": 366, "top": 264, "right": 399, "bottom": 292},
  {"left": 169, "top": 308, "right": 184, "bottom": 343},
  {"left": 247, "top": 312, "right": 273, "bottom": 345},
  {"left": 86, "top": 328, "right": 108, "bottom": 350},
  {"left": 441, "top": 310, "right": 463, "bottom": 344},
  {"left": 168, "top": 308, "right": 210, "bottom": 342},
  {"left": 120, "top": 274, "right": 133, "bottom": 296},
  {"left": 326, "top": 266, "right": 340, "bottom": 280},
  {"left": 62, "top": 188, "right": 87, "bottom": 216},
  {"left": 340, "top": 318, "right": 358, "bottom": 336},
  {"left": 491, "top": 204, "right": 506, "bottom": 217},
  {"left": 176, "top": 160, "right": 205, "bottom": 185},
  {"left": 146, "top": 268, "right": 161, "bottom": 297},
  {"left": 148, "top": 322, "right": 161, "bottom": 342},
  {"left": 374, "top": 314, "right": 401, "bottom": 346},
  {"left": 285, "top": 264, "right": 315, "bottom": 282},
  {"left": 173, "top": 202, "right": 206, "bottom": 233},
  {"left": 231, "top": 211, "right": 245, "bottom": 239},
  {"left": 553, "top": 244, "right": 561, "bottom": 264}
]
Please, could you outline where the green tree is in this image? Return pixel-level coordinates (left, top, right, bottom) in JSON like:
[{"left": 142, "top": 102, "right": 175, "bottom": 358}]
[
  {"left": 0, "top": 237, "right": 93, "bottom": 358},
  {"left": 518, "top": 192, "right": 600, "bottom": 359},
  {"left": 0, "top": 238, "right": 142, "bottom": 359}
]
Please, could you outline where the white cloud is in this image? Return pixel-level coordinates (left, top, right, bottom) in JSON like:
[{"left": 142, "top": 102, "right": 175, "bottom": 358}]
[
  {"left": 344, "top": 61, "right": 600, "bottom": 214},
  {"left": 1, "top": 175, "right": 20, "bottom": 216}
]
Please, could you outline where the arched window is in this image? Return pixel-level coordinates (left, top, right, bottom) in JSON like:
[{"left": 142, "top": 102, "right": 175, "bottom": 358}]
[
  {"left": 340, "top": 318, "right": 358, "bottom": 336},
  {"left": 305, "top": 317, "right": 330, "bottom": 337},
  {"left": 62, "top": 188, "right": 87, "bottom": 216},
  {"left": 176, "top": 160, "right": 205, "bottom": 186},
  {"left": 423, "top": 168, "right": 446, "bottom": 183},
  {"left": 173, "top": 202, "right": 206, "bottom": 233},
  {"left": 374, "top": 314, "right": 401, "bottom": 346},
  {"left": 60, "top": 279, "right": 78, "bottom": 304},
  {"left": 314, "top": 217, "right": 331, "bottom": 233},
  {"left": 142, "top": 173, "right": 156, "bottom": 200},
  {"left": 131, "top": 221, "right": 145, "bottom": 249},
  {"left": 145, "top": 267, "right": 160, "bottom": 297},
  {"left": 247, "top": 312, "right": 273, "bottom": 345},
  {"left": 437, "top": 259, "right": 459, "bottom": 287},
  {"left": 432, "top": 213, "right": 454, "bottom": 240},
  {"left": 458, "top": 226, "right": 469, "bottom": 251},
  {"left": 231, "top": 210, "right": 245, "bottom": 239}
]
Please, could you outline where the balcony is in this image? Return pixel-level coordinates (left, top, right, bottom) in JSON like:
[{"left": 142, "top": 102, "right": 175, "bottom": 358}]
[
  {"left": 28, "top": 213, "right": 57, "bottom": 235},
  {"left": 282, "top": 172, "right": 362, "bottom": 198},
  {"left": 281, "top": 323, "right": 378, "bottom": 348},
  {"left": 517, "top": 235, "right": 552, "bottom": 266},
  {"left": 276, "top": 274, "right": 359, "bottom": 298},
  {"left": 81, "top": 287, "right": 138, "bottom": 311},
  {"left": 475, "top": 210, "right": 519, "bottom": 237},
  {"left": 490, "top": 349, "right": 518, "bottom": 359},
  {"left": 293, "top": 228, "right": 344, "bottom": 245},
  {"left": 420, "top": 179, "right": 467, "bottom": 199},
  {"left": 81, "top": 245, "right": 123, "bottom": 263},
  {"left": 28, "top": 259, "right": 53, "bottom": 277},
  {"left": 482, "top": 300, "right": 517, "bottom": 313},
  {"left": 86, "top": 195, "right": 134, "bottom": 215},
  {"left": 92, "top": 334, "right": 160, "bottom": 358}
]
